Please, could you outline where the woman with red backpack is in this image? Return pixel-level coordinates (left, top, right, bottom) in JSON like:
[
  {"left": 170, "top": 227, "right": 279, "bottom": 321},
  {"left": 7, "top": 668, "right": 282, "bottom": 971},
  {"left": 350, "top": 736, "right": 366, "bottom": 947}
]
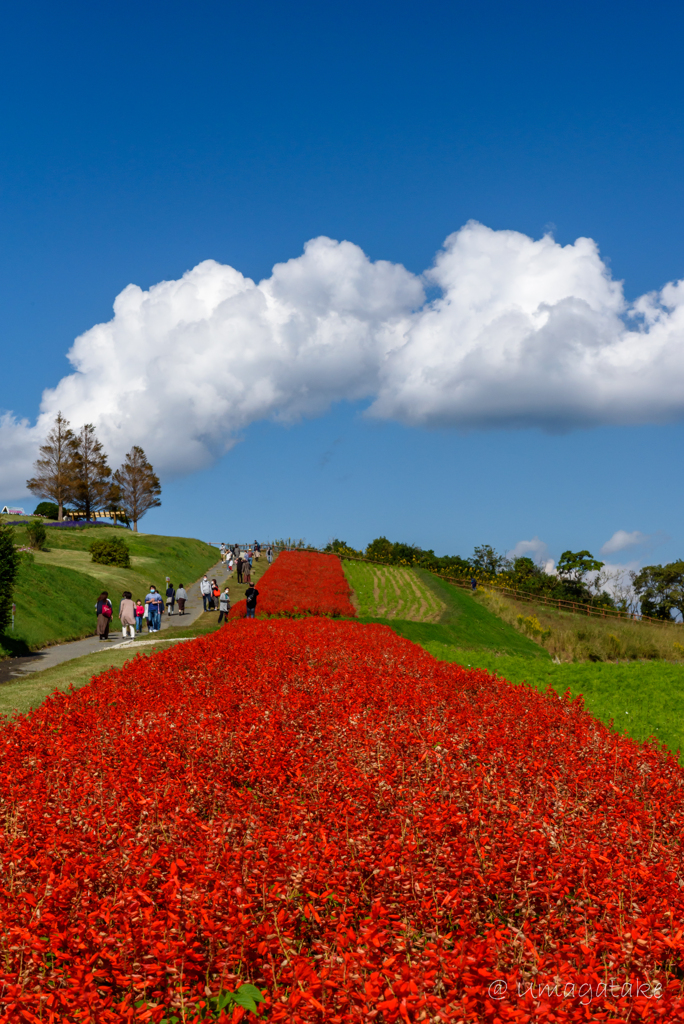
[{"left": 96, "top": 591, "right": 113, "bottom": 641}]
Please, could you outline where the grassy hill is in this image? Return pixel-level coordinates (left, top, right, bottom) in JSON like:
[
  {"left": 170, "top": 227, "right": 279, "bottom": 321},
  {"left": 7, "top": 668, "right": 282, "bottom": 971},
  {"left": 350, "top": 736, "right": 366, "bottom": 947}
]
[
  {"left": 473, "top": 586, "right": 684, "bottom": 662},
  {"left": 342, "top": 559, "right": 545, "bottom": 658},
  {"left": 1, "top": 525, "right": 218, "bottom": 657},
  {"left": 342, "top": 560, "right": 684, "bottom": 760}
]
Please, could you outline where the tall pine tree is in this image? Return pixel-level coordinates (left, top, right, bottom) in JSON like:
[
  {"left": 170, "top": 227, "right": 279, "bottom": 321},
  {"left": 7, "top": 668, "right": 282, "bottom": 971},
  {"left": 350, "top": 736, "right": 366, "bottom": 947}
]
[
  {"left": 26, "top": 412, "right": 77, "bottom": 521},
  {"left": 113, "top": 447, "right": 161, "bottom": 532},
  {"left": 70, "top": 424, "right": 114, "bottom": 521}
]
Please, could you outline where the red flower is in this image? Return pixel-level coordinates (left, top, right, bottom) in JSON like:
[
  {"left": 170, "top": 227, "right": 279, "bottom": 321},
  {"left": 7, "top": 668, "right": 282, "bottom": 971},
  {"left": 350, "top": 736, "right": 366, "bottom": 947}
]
[
  {"left": 229, "top": 551, "right": 356, "bottom": 619},
  {"left": 0, "top": 618, "right": 682, "bottom": 1020}
]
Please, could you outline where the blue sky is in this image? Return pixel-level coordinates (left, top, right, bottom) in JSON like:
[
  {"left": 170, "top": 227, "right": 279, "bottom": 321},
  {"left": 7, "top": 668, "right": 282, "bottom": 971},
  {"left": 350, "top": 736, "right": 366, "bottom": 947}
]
[{"left": 1, "top": 0, "right": 683, "bottom": 567}]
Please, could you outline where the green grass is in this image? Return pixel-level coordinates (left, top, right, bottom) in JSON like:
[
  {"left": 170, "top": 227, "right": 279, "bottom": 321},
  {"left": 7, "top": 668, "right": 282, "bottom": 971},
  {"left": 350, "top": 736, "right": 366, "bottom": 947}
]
[
  {"left": 342, "top": 560, "right": 445, "bottom": 620},
  {"left": 2, "top": 557, "right": 108, "bottom": 653},
  {"left": 1, "top": 526, "right": 218, "bottom": 657},
  {"left": 423, "top": 643, "right": 684, "bottom": 761},
  {"left": 342, "top": 562, "right": 543, "bottom": 656},
  {"left": 404, "top": 570, "right": 546, "bottom": 657}
]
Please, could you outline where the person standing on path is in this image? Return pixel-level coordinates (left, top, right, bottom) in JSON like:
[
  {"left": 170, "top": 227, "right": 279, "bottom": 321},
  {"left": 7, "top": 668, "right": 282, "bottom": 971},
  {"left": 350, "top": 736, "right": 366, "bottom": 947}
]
[
  {"left": 135, "top": 599, "right": 145, "bottom": 632},
  {"left": 220, "top": 542, "right": 227, "bottom": 563},
  {"left": 236, "top": 556, "right": 243, "bottom": 584},
  {"left": 200, "top": 575, "right": 212, "bottom": 611},
  {"left": 119, "top": 591, "right": 136, "bottom": 639},
  {"left": 146, "top": 586, "right": 163, "bottom": 632},
  {"left": 244, "top": 583, "right": 259, "bottom": 619},
  {"left": 176, "top": 584, "right": 187, "bottom": 615},
  {"left": 218, "top": 585, "right": 231, "bottom": 623},
  {"left": 166, "top": 582, "right": 176, "bottom": 616},
  {"left": 266, "top": 544, "right": 273, "bottom": 564},
  {"left": 210, "top": 578, "right": 220, "bottom": 610},
  {"left": 96, "top": 592, "right": 113, "bottom": 640},
  {"left": 243, "top": 560, "right": 252, "bottom": 585}
]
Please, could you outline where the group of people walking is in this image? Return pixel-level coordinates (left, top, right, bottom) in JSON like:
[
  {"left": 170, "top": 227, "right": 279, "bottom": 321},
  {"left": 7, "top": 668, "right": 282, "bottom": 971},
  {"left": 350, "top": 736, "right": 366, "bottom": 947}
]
[
  {"left": 199, "top": 573, "right": 259, "bottom": 621},
  {"left": 94, "top": 540, "right": 270, "bottom": 640},
  {"left": 219, "top": 541, "right": 273, "bottom": 580},
  {"left": 95, "top": 582, "right": 188, "bottom": 640}
]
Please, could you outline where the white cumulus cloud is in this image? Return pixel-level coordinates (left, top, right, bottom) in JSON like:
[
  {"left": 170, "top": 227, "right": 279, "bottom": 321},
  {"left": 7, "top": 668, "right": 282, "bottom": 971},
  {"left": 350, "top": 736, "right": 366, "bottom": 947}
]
[
  {"left": 507, "top": 536, "right": 555, "bottom": 574},
  {"left": 5, "top": 220, "right": 684, "bottom": 497},
  {"left": 601, "top": 530, "right": 651, "bottom": 555}
]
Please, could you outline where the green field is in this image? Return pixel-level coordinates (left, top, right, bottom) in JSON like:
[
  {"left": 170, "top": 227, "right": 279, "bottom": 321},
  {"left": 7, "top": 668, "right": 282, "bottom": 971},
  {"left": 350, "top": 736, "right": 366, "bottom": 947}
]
[
  {"left": 342, "top": 559, "right": 445, "bottom": 620},
  {"left": 344, "top": 560, "right": 545, "bottom": 658},
  {"left": 341, "top": 560, "right": 684, "bottom": 759},
  {"left": 1, "top": 525, "right": 218, "bottom": 657}
]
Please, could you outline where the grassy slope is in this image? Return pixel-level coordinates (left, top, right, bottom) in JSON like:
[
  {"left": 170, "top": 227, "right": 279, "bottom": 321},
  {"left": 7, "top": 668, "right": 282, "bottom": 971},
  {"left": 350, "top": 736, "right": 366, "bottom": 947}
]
[
  {"left": 1, "top": 526, "right": 218, "bottom": 656},
  {"left": 340, "top": 561, "right": 544, "bottom": 658},
  {"left": 342, "top": 559, "right": 445, "bottom": 621},
  {"left": 344, "top": 562, "right": 683, "bottom": 759},
  {"left": 473, "top": 587, "right": 684, "bottom": 663},
  {"left": 0, "top": 615, "right": 219, "bottom": 718}
]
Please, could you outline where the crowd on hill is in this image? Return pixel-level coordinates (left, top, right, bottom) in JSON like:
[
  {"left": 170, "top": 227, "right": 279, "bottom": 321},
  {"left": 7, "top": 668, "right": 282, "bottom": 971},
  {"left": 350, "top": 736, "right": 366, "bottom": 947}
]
[{"left": 93, "top": 540, "right": 272, "bottom": 640}]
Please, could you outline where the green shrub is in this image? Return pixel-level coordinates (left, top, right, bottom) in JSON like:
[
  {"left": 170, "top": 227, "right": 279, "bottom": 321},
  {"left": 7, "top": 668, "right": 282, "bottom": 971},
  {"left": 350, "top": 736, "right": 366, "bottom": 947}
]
[
  {"left": 0, "top": 517, "right": 21, "bottom": 633},
  {"left": 33, "top": 501, "right": 59, "bottom": 519},
  {"left": 25, "top": 520, "right": 47, "bottom": 551},
  {"left": 90, "top": 537, "right": 131, "bottom": 567}
]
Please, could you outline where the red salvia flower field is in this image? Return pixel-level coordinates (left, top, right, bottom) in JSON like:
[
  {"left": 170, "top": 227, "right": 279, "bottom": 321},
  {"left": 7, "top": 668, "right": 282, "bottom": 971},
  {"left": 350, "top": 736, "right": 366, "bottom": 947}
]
[
  {"left": 0, "top": 614, "right": 683, "bottom": 1022},
  {"left": 229, "top": 551, "right": 356, "bottom": 620}
]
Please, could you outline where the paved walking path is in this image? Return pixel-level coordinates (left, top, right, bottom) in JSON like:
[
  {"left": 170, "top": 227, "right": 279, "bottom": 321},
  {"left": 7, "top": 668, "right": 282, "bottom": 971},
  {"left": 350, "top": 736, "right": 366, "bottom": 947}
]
[{"left": 0, "top": 559, "right": 227, "bottom": 685}]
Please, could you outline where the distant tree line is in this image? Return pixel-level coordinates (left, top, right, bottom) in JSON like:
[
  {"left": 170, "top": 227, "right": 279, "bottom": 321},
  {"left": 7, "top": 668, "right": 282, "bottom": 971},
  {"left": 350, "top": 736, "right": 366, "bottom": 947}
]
[
  {"left": 26, "top": 413, "right": 161, "bottom": 532},
  {"left": 325, "top": 536, "right": 684, "bottom": 621}
]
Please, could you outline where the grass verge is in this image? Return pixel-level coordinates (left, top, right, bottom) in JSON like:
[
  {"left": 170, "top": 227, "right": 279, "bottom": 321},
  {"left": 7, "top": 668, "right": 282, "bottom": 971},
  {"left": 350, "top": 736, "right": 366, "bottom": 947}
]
[
  {"left": 0, "top": 612, "right": 226, "bottom": 718},
  {"left": 0, "top": 554, "right": 272, "bottom": 716}
]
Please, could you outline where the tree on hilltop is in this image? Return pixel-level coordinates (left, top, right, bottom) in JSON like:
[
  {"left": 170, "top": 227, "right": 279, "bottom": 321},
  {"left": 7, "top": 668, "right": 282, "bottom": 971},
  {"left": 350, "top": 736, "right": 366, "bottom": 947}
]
[
  {"left": 633, "top": 562, "right": 684, "bottom": 621},
  {"left": 69, "top": 424, "right": 114, "bottom": 521},
  {"left": 365, "top": 537, "right": 394, "bottom": 562},
  {"left": 26, "top": 412, "right": 78, "bottom": 522},
  {"left": 470, "top": 544, "right": 510, "bottom": 576},
  {"left": 113, "top": 447, "right": 161, "bottom": 533}
]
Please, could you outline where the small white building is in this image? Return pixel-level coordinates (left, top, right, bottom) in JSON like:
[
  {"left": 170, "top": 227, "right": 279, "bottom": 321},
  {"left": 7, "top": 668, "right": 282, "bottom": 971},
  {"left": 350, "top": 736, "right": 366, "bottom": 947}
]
[{"left": 2, "top": 506, "right": 25, "bottom": 515}]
